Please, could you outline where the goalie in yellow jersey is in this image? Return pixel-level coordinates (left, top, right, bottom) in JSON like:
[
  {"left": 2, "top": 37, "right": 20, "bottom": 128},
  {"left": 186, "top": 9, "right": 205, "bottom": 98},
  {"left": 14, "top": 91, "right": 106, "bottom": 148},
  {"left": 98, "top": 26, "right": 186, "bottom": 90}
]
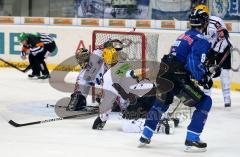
[{"left": 92, "top": 40, "right": 159, "bottom": 132}]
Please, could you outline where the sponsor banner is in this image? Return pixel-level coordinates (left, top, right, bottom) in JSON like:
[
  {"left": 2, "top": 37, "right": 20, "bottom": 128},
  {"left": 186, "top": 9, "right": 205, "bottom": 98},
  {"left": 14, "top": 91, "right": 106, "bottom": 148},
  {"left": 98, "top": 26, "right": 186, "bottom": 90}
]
[
  {"left": 76, "top": 0, "right": 149, "bottom": 19},
  {"left": 136, "top": 20, "right": 151, "bottom": 28},
  {"left": 161, "top": 20, "right": 175, "bottom": 29},
  {"left": 150, "top": 0, "right": 191, "bottom": 20},
  {"left": 81, "top": 18, "right": 100, "bottom": 26},
  {"left": 211, "top": 0, "right": 240, "bottom": 20},
  {"left": 24, "top": 17, "right": 45, "bottom": 24},
  {"left": 53, "top": 18, "right": 73, "bottom": 25},
  {"left": 108, "top": 19, "right": 126, "bottom": 27},
  {"left": 0, "top": 16, "right": 14, "bottom": 24}
]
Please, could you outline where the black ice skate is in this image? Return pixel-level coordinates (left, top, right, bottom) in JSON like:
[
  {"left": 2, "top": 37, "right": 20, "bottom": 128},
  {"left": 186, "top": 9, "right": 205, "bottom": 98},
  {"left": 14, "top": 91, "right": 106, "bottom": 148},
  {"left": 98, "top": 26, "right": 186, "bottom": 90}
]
[
  {"left": 38, "top": 74, "right": 51, "bottom": 79},
  {"left": 138, "top": 136, "right": 151, "bottom": 148},
  {"left": 28, "top": 74, "right": 40, "bottom": 78},
  {"left": 184, "top": 140, "right": 207, "bottom": 152},
  {"left": 225, "top": 103, "right": 231, "bottom": 108}
]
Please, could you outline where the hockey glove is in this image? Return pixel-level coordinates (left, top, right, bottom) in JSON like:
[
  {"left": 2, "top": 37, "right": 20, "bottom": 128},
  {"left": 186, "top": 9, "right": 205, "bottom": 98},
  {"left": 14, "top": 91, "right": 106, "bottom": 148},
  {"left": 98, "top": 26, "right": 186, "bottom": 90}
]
[
  {"left": 205, "top": 49, "right": 218, "bottom": 67},
  {"left": 198, "top": 75, "right": 213, "bottom": 89}
]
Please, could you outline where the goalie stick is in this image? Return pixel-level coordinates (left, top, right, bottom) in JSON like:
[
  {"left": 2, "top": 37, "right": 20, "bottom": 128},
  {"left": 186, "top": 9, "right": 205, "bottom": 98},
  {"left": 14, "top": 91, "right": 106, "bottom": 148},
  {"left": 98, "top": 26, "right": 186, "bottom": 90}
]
[
  {"left": 8, "top": 107, "right": 98, "bottom": 127},
  {"left": 46, "top": 104, "right": 99, "bottom": 110},
  {"left": 0, "top": 57, "right": 31, "bottom": 73}
]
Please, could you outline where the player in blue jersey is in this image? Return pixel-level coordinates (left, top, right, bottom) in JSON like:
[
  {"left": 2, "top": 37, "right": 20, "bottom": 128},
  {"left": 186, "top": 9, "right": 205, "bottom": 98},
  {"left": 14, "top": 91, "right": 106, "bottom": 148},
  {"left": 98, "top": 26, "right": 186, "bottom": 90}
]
[{"left": 139, "top": 9, "right": 212, "bottom": 152}]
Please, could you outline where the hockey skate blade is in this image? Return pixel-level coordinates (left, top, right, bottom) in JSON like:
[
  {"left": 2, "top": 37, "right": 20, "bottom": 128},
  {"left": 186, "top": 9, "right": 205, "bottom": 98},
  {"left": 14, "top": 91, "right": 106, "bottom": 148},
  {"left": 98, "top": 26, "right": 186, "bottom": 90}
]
[
  {"left": 184, "top": 146, "right": 207, "bottom": 153},
  {"left": 138, "top": 142, "right": 150, "bottom": 148}
]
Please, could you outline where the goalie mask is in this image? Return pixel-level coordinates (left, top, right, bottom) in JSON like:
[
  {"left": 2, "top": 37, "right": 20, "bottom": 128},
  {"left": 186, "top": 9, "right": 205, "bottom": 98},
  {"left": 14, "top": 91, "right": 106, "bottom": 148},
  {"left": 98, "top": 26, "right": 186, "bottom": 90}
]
[
  {"left": 75, "top": 48, "right": 90, "bottom": 68},
  {"left": 111, "top": 39, "right": 124, "bottom": 51},
  {"left": 103, "top": 40, "right": 113, "bottom": 48},
  {"left": 103, "top": 39, "right": 124, "bottom": 51},
  {"left": 102, "top": 47, "right": 118, "bottom": 65}
]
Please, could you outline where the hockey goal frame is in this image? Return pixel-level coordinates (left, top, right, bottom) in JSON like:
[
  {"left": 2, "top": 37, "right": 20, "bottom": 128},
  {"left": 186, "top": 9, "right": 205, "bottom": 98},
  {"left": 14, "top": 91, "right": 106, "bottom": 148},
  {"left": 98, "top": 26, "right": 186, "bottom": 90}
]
[
  {"left": 91, "top": 30, "right": 148, "bottom": 103},
  {"left": 92, "top": 30, "right": 147, "bottom": 76}
]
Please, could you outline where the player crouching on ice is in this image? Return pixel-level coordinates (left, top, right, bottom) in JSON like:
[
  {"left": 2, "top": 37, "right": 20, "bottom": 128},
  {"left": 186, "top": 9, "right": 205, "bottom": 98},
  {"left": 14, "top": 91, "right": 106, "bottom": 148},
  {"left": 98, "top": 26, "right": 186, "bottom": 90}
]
[
  {"left": 18, "top": 32, "right": 56, "bottom": 79},
  {"left": 92, "top": 39, "right": 159, "bottom": 131},
  {"left": 139, "top": 9, "right": 213, "bottom": 152},
  {"left": 66, "top": 40, "right": 121, "bottom": 111}
]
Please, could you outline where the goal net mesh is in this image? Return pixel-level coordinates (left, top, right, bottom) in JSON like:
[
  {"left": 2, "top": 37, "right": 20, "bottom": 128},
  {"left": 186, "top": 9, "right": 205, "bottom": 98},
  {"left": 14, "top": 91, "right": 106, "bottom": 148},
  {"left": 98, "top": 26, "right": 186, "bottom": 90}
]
[{"left": 92, "top": 30, "right": 159, "bottom": 63}]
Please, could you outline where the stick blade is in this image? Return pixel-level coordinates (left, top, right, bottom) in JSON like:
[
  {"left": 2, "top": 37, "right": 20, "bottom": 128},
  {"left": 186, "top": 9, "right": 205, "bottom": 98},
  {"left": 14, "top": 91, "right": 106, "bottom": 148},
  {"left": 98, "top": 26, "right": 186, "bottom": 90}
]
[{"left": 8, "top": 120, "right": 21, "bottom": 127}]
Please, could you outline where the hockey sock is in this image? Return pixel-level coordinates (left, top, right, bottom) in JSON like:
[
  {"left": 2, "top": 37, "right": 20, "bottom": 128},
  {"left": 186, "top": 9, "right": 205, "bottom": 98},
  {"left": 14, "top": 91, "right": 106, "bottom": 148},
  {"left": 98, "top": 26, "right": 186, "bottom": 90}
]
[
  {"left": 142, "top": 99, "right": 169, "bottom": 139},
  {"left": 187, "top": 95, "right": 212, "bottom": 134},
  {"left": 142, "top": 126, "right": 154, "bottom": 139},
  {"left": 186, "top": 131, "right": 200, "bottom": 141}
]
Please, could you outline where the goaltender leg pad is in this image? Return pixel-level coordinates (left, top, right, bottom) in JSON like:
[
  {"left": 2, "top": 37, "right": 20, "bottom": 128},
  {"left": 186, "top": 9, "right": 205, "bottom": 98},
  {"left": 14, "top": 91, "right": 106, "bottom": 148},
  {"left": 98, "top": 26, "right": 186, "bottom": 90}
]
[
  {"left": 66, "top": 91, "right": 86, "bottom": 111},
  {"left": 54, "top": 97, "right": 98, "bottom": 120}
]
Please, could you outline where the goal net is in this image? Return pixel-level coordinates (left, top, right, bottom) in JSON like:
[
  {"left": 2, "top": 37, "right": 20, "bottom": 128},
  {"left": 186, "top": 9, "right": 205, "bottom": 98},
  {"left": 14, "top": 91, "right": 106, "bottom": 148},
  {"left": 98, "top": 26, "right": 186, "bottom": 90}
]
[
  {"left": 92, "top": 30, "right": 159, "bottom": 64},
  {"left": 91, "top": 30, "right": 159, "bottom": 99}
]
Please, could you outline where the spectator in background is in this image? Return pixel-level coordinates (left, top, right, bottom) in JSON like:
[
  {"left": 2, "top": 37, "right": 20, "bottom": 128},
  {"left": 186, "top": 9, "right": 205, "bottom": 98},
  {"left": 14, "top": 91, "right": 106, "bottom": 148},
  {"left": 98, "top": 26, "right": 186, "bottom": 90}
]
[{"left": 191, "top": 0, "right": 207, "bottom": 9}]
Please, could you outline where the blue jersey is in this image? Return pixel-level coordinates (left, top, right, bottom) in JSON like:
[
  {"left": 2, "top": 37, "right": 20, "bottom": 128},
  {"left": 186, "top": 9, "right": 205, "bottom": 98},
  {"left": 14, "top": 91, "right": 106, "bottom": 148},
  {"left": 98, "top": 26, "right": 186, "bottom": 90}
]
[{"left": 170, "top": 29, "right": 211, "bottom": 81}]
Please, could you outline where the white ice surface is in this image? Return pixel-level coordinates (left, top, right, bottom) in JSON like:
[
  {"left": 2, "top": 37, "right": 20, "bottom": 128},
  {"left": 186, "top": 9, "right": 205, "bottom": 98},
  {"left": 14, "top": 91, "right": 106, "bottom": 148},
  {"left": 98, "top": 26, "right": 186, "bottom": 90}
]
[{"left": 0, "top": 68, "right": 240, "bottom": 157}]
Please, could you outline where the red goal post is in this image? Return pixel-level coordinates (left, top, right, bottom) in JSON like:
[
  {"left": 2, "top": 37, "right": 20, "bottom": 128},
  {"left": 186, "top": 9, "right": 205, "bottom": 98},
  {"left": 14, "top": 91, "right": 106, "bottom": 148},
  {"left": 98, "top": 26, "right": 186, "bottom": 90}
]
[{"left": 91, "top": 30, "right": 159, "bottom": 102}]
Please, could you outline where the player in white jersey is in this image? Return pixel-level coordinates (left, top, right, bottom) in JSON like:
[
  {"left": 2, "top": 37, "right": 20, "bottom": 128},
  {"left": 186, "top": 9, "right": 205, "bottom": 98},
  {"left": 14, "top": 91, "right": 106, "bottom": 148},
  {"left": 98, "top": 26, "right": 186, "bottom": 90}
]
[
  {"left": 66, "top": 40, "right": 126, "bottom": 111},
  {"left": 66, "top": 47, "right": 107, "bottom": 111},
  {"left": 92, "top": 40, "right": 159, "bottom": 131},
  {"left": 195, "top": 5, "right": 232, "bottom": 107}
]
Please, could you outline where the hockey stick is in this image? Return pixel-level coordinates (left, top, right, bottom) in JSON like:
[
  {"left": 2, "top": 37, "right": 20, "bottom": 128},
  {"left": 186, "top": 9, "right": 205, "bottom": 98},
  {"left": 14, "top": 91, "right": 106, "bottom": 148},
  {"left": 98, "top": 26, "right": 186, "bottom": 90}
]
[
  {"left": 46, "top": 103, "right": 99, "bottom": 110},
  {"left": 168, "top": 99, "right": 182, "bottom": 118},
  {"left": 8, "top": 111, "right": 98, "bottom": 127},
  {"left": 0, "top": 57, "right": 31, "bottom": 73}
]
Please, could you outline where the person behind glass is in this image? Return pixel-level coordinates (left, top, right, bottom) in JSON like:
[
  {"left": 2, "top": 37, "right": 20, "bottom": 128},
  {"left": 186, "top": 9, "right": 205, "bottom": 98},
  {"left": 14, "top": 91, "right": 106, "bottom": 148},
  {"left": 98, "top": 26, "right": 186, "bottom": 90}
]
[{"left": 18, "top": 32, "right": 56, "bottom": 79}]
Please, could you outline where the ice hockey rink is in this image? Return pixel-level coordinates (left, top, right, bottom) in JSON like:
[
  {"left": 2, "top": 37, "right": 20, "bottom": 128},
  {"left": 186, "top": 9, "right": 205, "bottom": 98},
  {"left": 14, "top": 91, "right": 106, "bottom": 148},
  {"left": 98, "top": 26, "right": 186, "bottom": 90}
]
[{"left": 0, "top": 68, "right": 240, "bottom": 157}]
